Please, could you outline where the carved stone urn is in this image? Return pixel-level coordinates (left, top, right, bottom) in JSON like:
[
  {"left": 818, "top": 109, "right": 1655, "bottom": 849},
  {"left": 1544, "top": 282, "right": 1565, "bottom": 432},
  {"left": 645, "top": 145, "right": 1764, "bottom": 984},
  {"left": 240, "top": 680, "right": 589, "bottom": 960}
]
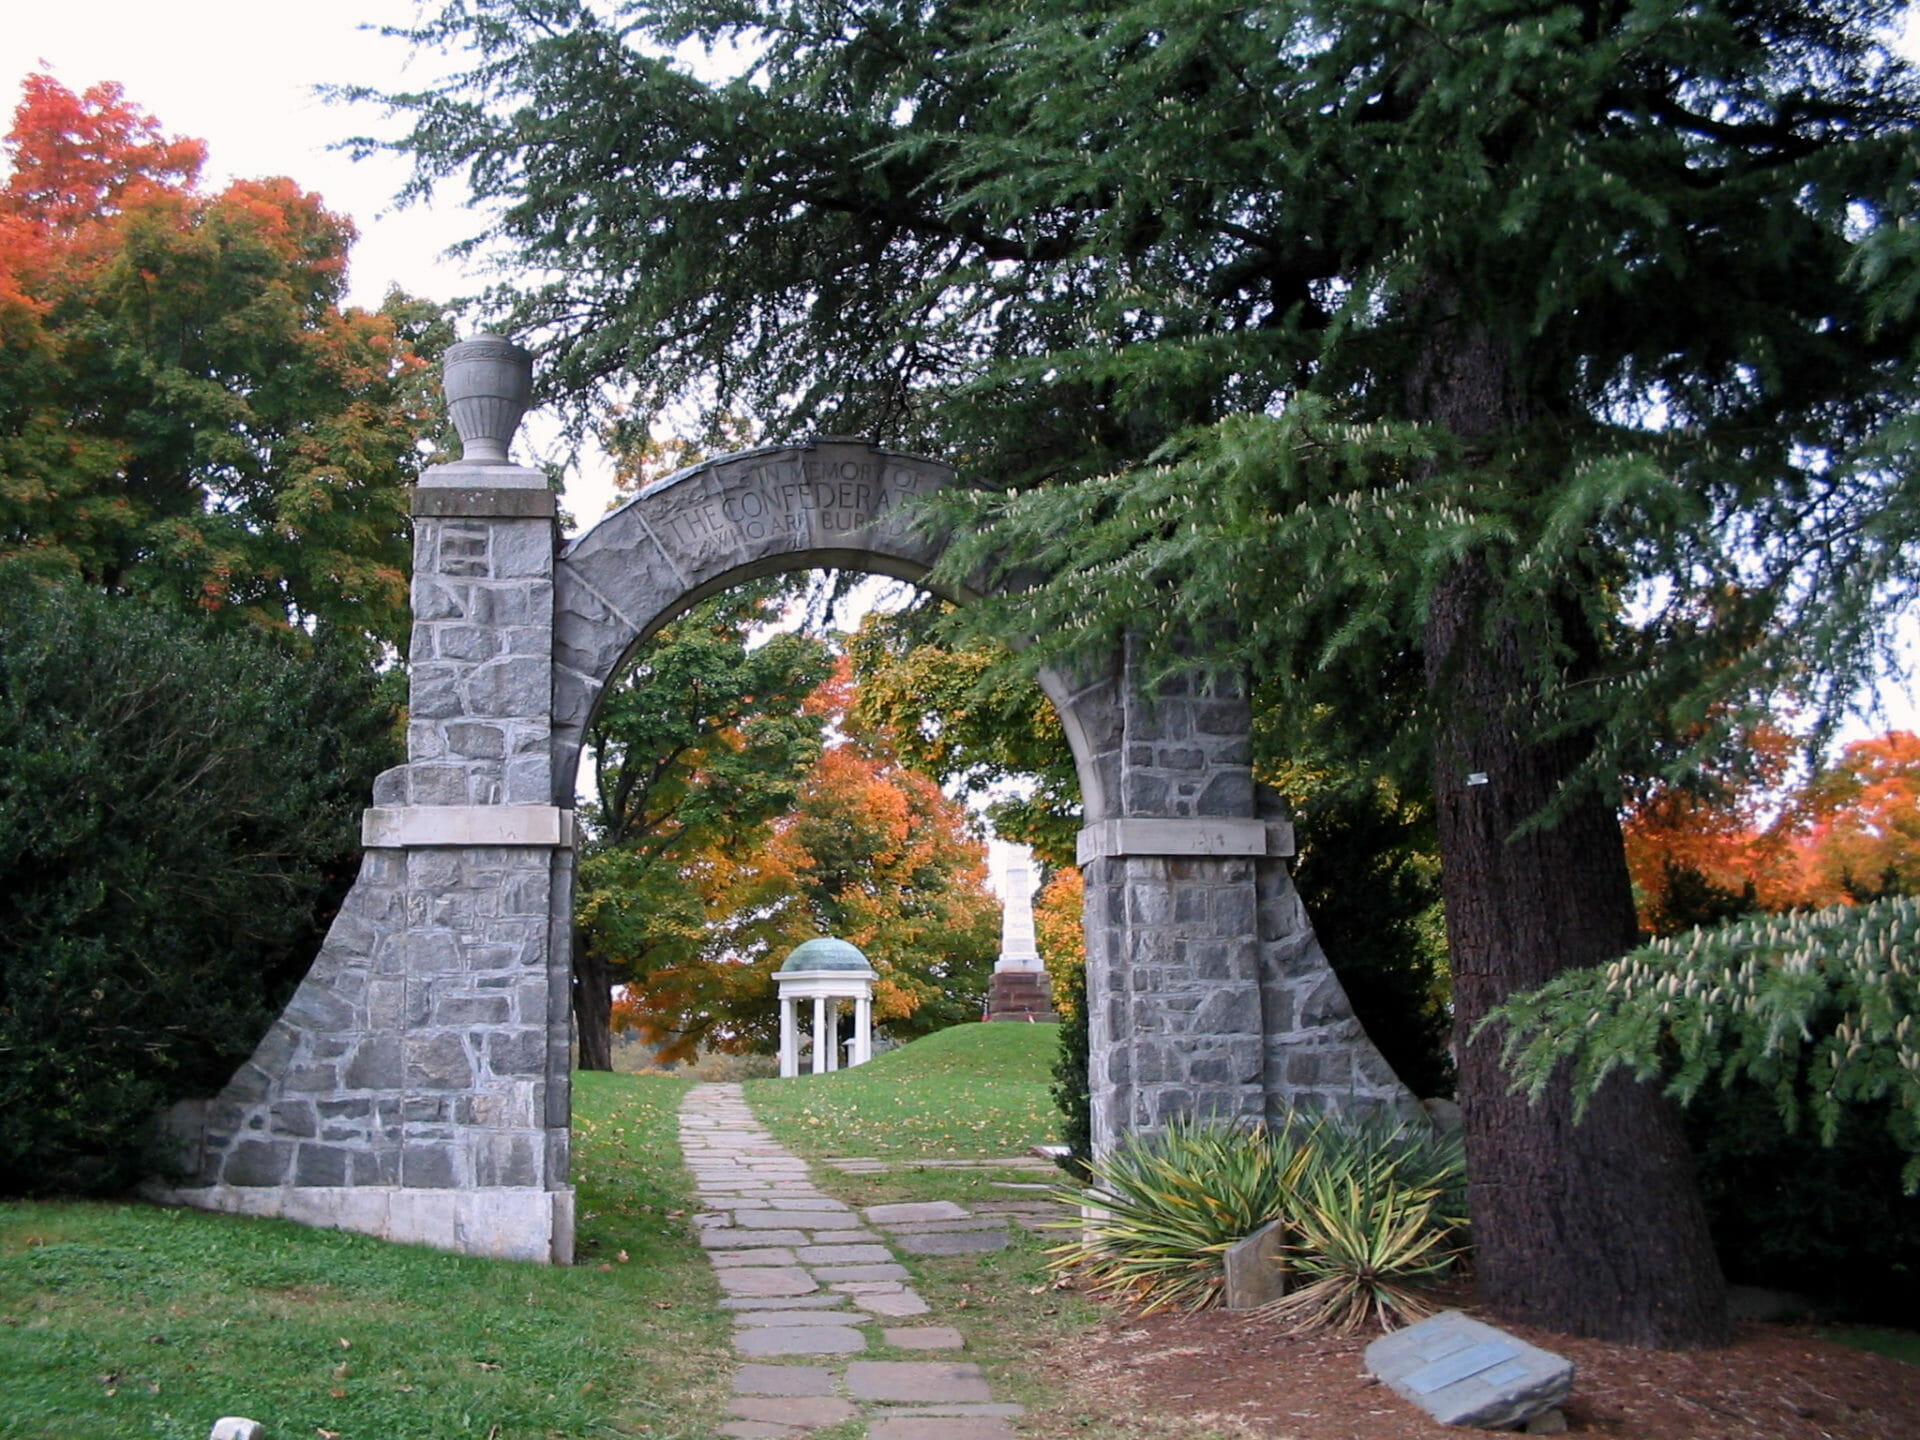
[{"left": 442, "top": 334, "right": 534, "bottom": 464}]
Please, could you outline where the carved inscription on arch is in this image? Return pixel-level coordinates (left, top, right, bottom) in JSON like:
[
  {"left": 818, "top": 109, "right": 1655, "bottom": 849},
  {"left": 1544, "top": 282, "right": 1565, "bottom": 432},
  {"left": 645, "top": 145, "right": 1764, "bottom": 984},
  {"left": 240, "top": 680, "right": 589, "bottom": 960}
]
[{"left": 650, "top": 451, "right": 941, "bottom": 564}]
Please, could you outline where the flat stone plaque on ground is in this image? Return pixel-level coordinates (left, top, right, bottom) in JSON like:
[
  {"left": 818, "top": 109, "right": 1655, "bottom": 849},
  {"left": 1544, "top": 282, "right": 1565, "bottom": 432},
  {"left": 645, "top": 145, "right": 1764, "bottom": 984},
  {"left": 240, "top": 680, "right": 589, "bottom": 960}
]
[{"left": 1365, "top": 1311, "right": 1573, "bottom": 1430}]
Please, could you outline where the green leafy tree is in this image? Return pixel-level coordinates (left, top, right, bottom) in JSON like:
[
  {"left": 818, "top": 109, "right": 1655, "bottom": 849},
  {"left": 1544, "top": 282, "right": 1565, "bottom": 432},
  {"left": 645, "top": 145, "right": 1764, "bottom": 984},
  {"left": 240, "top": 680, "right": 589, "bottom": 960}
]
[
  {"left": 575, "top": 579, "right": 832, "bottom": 1066},
  {"left": 366, "top": 0, "right": 1920, "bottom": 1345},
  {"left": 1, "top": 74, "right": 446, "bottom": 653},
  {"left": 1490, "top": 899, "right": 1920, "bottom": 1188},
  {"left": 1488, "top": 893, "right": 1920, "bottom": 1324},
  {"left": 846, "top": 609, "right": 1080, "bottom": 866},
  {"left": 0, "top": 574, "right": 400, "bottom": 1195}
]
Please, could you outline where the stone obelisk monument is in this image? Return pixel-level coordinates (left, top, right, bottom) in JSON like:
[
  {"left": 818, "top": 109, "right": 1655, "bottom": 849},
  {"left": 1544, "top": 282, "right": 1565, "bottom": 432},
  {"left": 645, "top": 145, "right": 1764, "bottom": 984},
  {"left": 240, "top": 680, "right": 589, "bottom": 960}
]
[{"left": 986, "top": 851, "right": 1057, "bottom": 1021}]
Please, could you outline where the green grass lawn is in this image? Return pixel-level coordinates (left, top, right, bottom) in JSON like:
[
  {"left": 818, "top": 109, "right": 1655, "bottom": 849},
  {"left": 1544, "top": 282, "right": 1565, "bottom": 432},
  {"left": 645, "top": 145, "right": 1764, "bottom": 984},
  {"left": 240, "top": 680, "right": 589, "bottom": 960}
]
[
  {"left": 0, "top": 1072, "right": 730, "bottom": 1440},
  {"left": 744, "top": 1021, "right": 1064, "bottom": 1159},
  {"left": 1822, "top": 1324, "right": 1920, "bottom": 1366}
]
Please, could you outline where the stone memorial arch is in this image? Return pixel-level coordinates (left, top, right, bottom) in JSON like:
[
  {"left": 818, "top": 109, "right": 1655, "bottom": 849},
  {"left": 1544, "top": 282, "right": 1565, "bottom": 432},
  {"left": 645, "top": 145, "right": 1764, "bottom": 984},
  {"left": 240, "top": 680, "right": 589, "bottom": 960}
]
[{"left": 155, "top": 339, "right": 1410, "bottom": 1263}]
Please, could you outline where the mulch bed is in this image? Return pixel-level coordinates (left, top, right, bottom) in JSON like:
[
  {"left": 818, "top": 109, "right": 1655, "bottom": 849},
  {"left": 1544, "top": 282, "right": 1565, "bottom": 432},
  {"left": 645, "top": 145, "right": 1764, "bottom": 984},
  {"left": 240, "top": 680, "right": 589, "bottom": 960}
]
[{"left": 1040, "top": 1304, "right": 1920, "bottom": 1439}]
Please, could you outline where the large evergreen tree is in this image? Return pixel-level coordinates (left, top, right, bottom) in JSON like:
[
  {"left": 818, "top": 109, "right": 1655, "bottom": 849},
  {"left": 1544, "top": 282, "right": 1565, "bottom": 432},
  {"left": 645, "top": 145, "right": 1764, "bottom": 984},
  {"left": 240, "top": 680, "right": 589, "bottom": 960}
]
[{"left": 366, "top": 0, "right": 1919, "bottom": 1345}]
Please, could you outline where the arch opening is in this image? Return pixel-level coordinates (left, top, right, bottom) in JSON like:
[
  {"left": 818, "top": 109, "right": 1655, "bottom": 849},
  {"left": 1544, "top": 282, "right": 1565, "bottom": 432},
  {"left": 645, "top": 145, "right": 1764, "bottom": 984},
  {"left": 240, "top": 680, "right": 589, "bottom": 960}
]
[{"left": 152, "top": 436, "right": 1413, "bottom": 1265}]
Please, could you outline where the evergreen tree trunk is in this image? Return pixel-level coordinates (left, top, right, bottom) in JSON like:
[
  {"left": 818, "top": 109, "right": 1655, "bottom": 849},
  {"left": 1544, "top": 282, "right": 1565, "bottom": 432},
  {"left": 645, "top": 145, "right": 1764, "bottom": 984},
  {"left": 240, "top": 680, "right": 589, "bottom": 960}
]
[
  {"left": 1413, "top": 298, "right": 1730, "bottom": 1348},
  {"left": 573, "top": 937, "right": 614, "bottom": 1072}
]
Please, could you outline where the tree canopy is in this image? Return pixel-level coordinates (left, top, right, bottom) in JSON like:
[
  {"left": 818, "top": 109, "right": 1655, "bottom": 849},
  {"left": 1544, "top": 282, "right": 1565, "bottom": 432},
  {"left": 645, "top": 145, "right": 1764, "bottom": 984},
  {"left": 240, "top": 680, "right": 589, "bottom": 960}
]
[
  {"left": 575, "top": 579, "right": 833, "bottom": 1064},
  {"left": 1, "top": 73, "right": 447, "bottom": 652},
  {"left": 365, "top": 0, "right": 1920, "bottom": 1346}
]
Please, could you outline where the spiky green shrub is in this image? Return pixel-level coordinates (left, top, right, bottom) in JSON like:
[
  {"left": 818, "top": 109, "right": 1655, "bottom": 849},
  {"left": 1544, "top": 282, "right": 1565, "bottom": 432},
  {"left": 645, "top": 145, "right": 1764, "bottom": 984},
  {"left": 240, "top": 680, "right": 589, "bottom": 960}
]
[
  {"left": 1050, "top": 1114, "right": 1305, "bottom": 1313},
  {"left": 1051, "top": 1109, "right": 1464, "bottom": 1319},
  {"left": 1261, "top": 1167, "right": 1459, "bottom": 1335}
]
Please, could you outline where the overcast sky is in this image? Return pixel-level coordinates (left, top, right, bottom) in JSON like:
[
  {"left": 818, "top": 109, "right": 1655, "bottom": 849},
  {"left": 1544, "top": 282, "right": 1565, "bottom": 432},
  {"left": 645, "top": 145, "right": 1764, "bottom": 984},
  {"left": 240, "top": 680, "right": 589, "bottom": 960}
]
[
  {"left": 4, "top": 3, "right": 468, "bottom": 309},
  {"left": 1, "top": 3, "right": 641, "bottom": 517}
]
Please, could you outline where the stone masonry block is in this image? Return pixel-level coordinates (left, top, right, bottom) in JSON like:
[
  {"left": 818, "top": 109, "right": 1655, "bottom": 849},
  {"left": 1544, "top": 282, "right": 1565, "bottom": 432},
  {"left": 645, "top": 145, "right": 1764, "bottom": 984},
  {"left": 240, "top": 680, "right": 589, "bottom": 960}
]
[
  {"left": 406, "top": 1032, "right": 474, "bottom": 1090},
  {"left": 463, "top": 656, "right": 551, "bottom": 718}
]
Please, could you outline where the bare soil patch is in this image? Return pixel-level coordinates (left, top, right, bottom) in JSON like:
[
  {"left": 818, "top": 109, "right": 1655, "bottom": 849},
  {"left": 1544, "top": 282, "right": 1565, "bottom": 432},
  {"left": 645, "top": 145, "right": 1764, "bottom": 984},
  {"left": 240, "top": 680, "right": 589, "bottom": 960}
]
[{"left": 1039, "top": 1304, "right": 1920, "bottom": 1440}]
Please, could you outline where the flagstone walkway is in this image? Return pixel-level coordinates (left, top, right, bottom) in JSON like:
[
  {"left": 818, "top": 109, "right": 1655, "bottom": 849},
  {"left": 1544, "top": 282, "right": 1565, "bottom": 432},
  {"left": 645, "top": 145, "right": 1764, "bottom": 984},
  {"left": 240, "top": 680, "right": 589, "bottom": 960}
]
[{"left": 679, "top": 1083, "right": 1026, "bottom": 1440}]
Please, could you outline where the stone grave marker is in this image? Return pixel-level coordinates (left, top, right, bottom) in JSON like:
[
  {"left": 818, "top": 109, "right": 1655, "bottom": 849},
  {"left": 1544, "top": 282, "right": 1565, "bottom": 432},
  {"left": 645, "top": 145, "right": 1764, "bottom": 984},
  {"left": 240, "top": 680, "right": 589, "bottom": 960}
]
[{"left": 1222, "top": 1218, "right": 1286, "bottom": 1310}]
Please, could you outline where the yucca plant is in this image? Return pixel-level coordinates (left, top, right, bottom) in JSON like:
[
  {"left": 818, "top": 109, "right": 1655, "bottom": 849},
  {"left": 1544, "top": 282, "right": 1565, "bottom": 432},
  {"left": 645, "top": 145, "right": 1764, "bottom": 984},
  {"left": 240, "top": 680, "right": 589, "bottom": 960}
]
[
  {"left": 1048, "top": 1114, "right": 1305, "bottom": 1313},
  {"left": 1051, "top": 1108, "right": 1467, "bottom": 1319},
  {"left": 1260, "top": 1165, "right": 1460, "bottom": 1335}
]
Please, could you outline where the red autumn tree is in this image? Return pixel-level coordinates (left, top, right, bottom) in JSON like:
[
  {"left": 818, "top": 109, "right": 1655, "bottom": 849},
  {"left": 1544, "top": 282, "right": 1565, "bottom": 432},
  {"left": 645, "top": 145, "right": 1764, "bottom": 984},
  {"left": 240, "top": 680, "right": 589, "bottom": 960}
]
[
  {"left": 0, "top": 74, "right": 444, "bottom": 652},
  {"left": 1792, "top": 732, "right": 1920, "bottom": 906}
]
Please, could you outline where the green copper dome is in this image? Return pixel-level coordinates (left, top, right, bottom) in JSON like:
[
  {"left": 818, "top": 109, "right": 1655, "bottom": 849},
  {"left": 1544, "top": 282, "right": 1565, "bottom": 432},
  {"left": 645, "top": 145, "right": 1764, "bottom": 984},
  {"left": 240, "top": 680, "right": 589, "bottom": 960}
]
[{"left": 777, "top": 937, "right": 875, "bottom": 974}]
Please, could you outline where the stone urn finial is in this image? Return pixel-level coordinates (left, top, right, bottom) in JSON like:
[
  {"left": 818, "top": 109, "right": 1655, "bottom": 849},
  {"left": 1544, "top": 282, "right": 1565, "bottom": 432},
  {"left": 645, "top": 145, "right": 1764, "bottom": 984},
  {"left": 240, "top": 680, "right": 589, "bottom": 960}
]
[{"left": 442, "top": 334, "right": 534, "bottom": 464}]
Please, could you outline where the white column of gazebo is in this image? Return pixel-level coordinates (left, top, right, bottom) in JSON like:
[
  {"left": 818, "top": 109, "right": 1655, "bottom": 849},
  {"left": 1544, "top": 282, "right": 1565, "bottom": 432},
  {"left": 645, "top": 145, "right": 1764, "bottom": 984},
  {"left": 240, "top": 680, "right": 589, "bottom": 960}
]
[{"left": 774, "top": 937, "right": 877, "bottom": 1078}]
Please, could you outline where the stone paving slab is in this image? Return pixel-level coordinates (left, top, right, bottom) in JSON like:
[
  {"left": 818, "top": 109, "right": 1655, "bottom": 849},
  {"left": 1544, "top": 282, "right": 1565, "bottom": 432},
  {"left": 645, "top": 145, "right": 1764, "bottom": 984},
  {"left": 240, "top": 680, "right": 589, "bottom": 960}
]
[
  {"left": 881, "top": 1217, "right": 1011, "bottom": 1235},
  {"left": 764, "top": 1196, "right": 850, "bottom": 1210},
  {"left": 894, "top": 1231, "right": 1009, "bottom": 1256},
  {"left": 729, "top": 1396, "right": 861, "bottom": 1427},
  {"left": 733, "top": 1324, "right": 869, "bottom": 1357},
  {"left": 844, "top": 1361, "right": 995, "bottom": 1403},
  {"left": 731, "top": 1363, "right": 838, "bottom": 1396},
  {"left": 863, "top": 1201, "right": 971, "bottom": 1224},
  {"left": 811, "top": 1263, "right": 911, "bottom": 1283},
  {"left": 735, "top": 1307, "right": 879, "bottom": 1328},
  {"left": 795, "top": 1243, "right": 894, "bottom": 1264},
  {"left": 848, "top": 1290, "right": 932, "bottom": 1317},
  {"left": 721, "top": 1293, "right": 849, "bottom": 1311},
  {"left": 717, "top": 1267, "right": 818, "bottom": 1298},
  {"left": 884, "top": 1326, "right": 965, "bottom": 1350},
  {"left": 711, "top": 1248, "right": 800, "bottom": 1268},
  {"left": 735, "top": 1209, "right": 862, "bottom": 1230},
  {"left": 867, "top": 1420, "right": 1019, "bottom": 1440},
  {"left": 702, "top": 1228, "right": 811, "bottom": 1248}
]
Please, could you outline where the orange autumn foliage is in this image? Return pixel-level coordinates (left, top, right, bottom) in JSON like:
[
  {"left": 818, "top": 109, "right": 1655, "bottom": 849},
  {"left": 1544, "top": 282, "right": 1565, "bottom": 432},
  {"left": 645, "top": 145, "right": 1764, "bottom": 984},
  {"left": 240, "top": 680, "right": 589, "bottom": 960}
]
[
  {"left": 1625, "top": 729, "right": 1920, "bottom": 933},
  {"left": 0, "top": 74, "right": 441, "bottom": 649},
  {"left": 601, "top": 654, "right": 1000, "bottom": 1060},
  {"left": 1033, "top": 866, "right": 1085, "bottom": 1022}
]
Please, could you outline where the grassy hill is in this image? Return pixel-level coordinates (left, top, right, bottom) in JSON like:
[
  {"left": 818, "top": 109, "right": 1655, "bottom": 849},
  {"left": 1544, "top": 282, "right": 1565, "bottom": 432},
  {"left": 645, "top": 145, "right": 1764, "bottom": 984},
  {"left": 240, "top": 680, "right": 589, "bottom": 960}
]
[{"left": 744, "top": 1020, "right": 1063, "bottom": 1159}]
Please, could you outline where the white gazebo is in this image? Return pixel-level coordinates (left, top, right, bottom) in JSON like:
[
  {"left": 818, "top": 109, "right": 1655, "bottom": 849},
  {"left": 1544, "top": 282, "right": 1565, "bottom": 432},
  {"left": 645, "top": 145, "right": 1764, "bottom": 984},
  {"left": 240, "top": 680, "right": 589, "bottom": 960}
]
[{"left": 775, "top": 937, "right": 878, "bottom": 1077}]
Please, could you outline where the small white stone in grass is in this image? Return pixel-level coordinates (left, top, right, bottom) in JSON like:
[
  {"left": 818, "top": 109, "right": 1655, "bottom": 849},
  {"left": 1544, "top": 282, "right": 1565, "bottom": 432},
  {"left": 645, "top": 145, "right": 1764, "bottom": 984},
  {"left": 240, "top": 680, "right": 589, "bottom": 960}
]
[{"left": 209, "top": 1421, "right": 265, "bottom": 1440}]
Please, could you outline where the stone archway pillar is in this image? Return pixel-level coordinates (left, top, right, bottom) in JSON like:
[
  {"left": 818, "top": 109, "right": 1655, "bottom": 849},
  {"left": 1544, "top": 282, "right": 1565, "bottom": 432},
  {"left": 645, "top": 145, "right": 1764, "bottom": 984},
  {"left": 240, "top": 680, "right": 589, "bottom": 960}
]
[
  {"left": 1071, "top": 644, "right": 1413, "bottom": 1153},
  {"left": 150, "top": 338, "right": 576, "bottom": 1264},
  {"left": 156, "top": 402, "right": 1414, "bottom": 1266}
]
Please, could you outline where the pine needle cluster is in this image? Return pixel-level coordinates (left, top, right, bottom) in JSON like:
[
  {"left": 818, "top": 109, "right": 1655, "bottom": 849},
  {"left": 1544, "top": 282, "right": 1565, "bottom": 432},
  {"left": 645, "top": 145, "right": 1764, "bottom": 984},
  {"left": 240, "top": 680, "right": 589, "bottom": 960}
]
[{"left": 1487, "top": 899, "right": 1920, "bottom": 1190}]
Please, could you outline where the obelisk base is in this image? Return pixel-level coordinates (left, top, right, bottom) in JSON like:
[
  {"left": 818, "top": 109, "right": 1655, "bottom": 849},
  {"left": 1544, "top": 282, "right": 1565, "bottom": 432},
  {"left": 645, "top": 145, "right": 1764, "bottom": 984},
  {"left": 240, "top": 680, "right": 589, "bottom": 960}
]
[{"left": 987, "top": 970, "right": 1058, "bottom": 1022}]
